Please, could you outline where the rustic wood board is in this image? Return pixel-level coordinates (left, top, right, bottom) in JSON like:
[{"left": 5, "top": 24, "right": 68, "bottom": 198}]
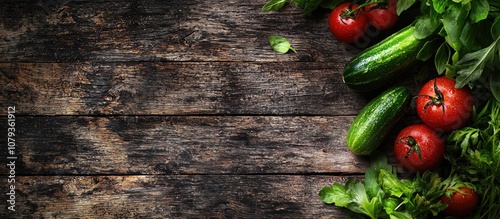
[
  {"left": 0, "top": 0, "right": 425, "bottom": 218},
  {"left": 0, "top": 62, "right": 372, "bottom": 116},
  {"left": 0, "top": 175, "right": 363, "bottom": 219},
  {"left": 0, "top": 115, "right": 370, "bottom": 175},
  {"left": 0, "top": 0, "right": 361, "bottom": 63}
]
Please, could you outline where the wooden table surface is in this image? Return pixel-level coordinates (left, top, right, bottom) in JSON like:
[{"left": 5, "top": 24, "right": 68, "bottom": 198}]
[{"left": 0, "top": 1, "right": 424, "bottom": 218}]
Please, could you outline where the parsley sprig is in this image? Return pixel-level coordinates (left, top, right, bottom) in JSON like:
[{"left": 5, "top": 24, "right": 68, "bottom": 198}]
[
  {"left": 319, "top": 154, "right": 448, "bottom": 219},
  {"left": 446, "top": 99, "right": 500, "bottom": 218}
]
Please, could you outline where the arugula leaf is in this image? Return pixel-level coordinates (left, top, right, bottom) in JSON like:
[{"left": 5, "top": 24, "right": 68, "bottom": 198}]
[
  {"left": 262, "top": 0, "right": 288, "bottom": 12},
  {"left": 454, "top": 36, "right": 500, "bottom": 88},
  {"left": 268, "top": 35, "right": 297, "bottom": 54}
]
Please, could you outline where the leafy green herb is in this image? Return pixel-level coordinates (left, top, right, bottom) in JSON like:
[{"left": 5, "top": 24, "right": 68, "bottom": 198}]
[
  {"left": 470, "top": 0, "right": 490, "bottom": 23},
  {"left": 319, "top": 154, "right": 447, "bottom": 219},
  {"left": 262, "top": 0, "right": 288, "bottom": 12},
  {"left": 435, "top": 43, "right": 451, "bottom": 74},
  {"left": 453, "top": 36, "right": 500, "bottom": 88},
  {"left": 262, "top": 0, "right": 344, "bottom": 14},
  {"left": 491, "top": 71, "right": 500, "bottom": 101},
  {"left": 396, "top": 0, "right": 500, "bottom": 101},
  {"left": 396, "top": 0, "right": 416, "bottom": 16},
  {"left": 290, "top": 0, "right": 324, "bottom": 14},
  {"left": 268, "top": 35, "right": 296, "bottom": 54},
  {"left": 446, "top": 98, "right": 500, "bottom": 218}
]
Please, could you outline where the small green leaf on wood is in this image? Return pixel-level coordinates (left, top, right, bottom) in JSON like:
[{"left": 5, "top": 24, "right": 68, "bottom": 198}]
[
  {"left": 262, "top": 0, "right": 288, "bottom": 12},
  {"left": 268, "top": 35, "right": 296, "bottom": 54}
]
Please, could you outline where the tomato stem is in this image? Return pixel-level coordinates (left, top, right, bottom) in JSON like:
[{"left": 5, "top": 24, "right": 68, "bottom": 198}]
[
  {"left": 341, "top": 0, "right": 388, "bottom": 19},
  {"left": 422, "top": 78, "right": 446, "bottom": 117},
  {"left": 398, "top": 136, "right": 423, "bottom": 161}
]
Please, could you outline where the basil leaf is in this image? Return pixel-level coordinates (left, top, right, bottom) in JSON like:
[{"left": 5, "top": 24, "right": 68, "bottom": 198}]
[
  {"left": 268, "top": 35, "right": 296, "bottom": 54},
  {"left": 396, "top": 0, "right": 416, "bottom": 16},
  {"left": 435, "top": 43, "right": 451, "bottom": 74},
  {"left": 414, "top": 14, "right": 441, "bottom": 40},
  {"left": 432, "top": 0, "right": 449, "bottom": 14},
  {"left": 417, "top": 38, "right": 441, "bottom": 61},
  {"left": 470, "top": 0, "right": 489, "bottom": 23},
  {"left": 442, "top": 2, "right": 468, "bottom": 52},
  {"left": 262, "top": 0, "right": 288, "bottom": 12}
]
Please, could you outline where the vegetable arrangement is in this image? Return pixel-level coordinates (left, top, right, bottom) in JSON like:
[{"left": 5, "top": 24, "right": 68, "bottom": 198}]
[{"left": 263, "top": 0, "right": 500, "bottom": 218}]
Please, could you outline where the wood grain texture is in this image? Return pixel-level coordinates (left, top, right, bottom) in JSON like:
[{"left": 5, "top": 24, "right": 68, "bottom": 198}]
[
  {"left": 0, "top": 0, "right": 425, "bottom": 218},
  {"left": 0, "top": 175, "right": 361, "bottom": 219},
  {"left": 0, "top": 115, "right": 373, "bottom": 175},
  {"left": 0, "top": 0, "right": 361, "bottom": 63},
  {"left": 0, "top": 62, "right": 374, "bottom": 116}
]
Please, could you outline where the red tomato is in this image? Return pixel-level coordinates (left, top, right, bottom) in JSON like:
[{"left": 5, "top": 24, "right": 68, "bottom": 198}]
[
  {"left": 365, "top": 0, "right": 399, "bottom": 30},
  {"left": 394, "top": 124, "right": 445, "bottom": 173},
  {"left": 416, "top": 77, "right": 474, "bottom": 133},
  {"left": 328, "top": 2, "right": 369, "bottom": 44},
  {"left": 441, "top": 187, "right": 479, "bottom": 217}
]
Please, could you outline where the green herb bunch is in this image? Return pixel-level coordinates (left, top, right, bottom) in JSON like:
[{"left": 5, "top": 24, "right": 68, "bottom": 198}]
[
  {"left": 319, "top": 154, "right": 448, "bottom": 219},
  {"left": 446, "top": 99, "right": 500, "bottom": 218}
]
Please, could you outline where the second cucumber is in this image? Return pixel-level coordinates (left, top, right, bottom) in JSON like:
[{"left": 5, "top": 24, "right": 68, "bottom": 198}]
[{"left": 346, "top": 86, "right": 411, "bottom": 155}]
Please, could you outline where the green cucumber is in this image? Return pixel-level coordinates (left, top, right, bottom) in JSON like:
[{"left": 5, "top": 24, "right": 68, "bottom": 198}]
[
  {"left": 347, "top": 86, "right": 411, "bottom": 155},
  {"left": 343, "top": 24, "right": 427, "bottom": 92}
]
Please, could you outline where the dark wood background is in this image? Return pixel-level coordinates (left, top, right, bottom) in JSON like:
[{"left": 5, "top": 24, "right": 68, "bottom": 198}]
[{"left": 0, "top": 0, "right": 426, "bottom": 218}]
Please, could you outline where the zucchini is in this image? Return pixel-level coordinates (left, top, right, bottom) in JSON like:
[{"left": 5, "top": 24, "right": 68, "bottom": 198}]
[
  {"left": 343, "top": 24, "right": 427, "bottom": 92},
  {"left": 347, "top": 86, "right": 411, "bottom": 155}
]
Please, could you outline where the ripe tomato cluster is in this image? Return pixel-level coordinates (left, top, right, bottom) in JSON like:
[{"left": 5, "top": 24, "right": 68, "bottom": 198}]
[
  {"left": 394, "top": 77, "right": 474, "bottom": 174},
  {"left": 328, "top": 0, "right": 399, "bottom": 44},
  {"left": 393, "top": 76, "right": 478, "bottom": 217}
]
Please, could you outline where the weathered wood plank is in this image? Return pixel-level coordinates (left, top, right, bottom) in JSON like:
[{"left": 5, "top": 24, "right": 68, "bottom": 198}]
[
  {"left": 0, "top": 62, "right": 381, "bottom": 116},
  {"left": 0, "top": 0, "right": 361, "bottom": 63},
  {"left": 0, "top": 175, "right": 360, "bottom": 218},
  {"left": 0, "top": 115, "right": 379, "bottom": 175}
]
